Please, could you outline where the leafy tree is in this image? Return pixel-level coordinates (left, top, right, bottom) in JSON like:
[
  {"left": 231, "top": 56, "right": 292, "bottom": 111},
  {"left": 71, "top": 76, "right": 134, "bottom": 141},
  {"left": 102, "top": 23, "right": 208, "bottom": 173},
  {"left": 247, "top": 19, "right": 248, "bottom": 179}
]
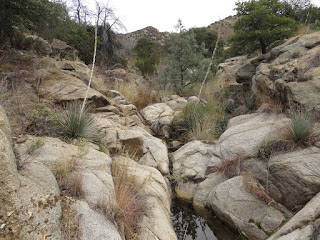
[
  {"left": 133, "top": 37, "right": 161, "bottom": 77},
  {"left": 0, "top": 0, "right": 126, "bottom": 66},
  {"left": 229, "top": 0, "right": 298, "bottom": 55},
  {"left": 282, "top": 0, "right": 320, "bottom": 24},
  {"left": 189, "top": 27, "right": 218, "bottom": 58},
  {"left": 157, "top": 31, "right": 210, "bottom": 93},
  {"left": 0, "top": 0, "right": 69, "bottom": 43}
]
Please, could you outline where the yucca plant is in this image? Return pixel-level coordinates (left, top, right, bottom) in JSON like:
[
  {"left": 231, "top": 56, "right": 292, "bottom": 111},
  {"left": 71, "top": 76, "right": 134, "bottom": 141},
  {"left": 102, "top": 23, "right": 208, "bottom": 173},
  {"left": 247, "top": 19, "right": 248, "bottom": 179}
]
[
  {"left": 56, "top": 102, "right": 99, "bottom": 140},
  {"left": 284, "top": 111, "right": 315, "bottom": 145}
]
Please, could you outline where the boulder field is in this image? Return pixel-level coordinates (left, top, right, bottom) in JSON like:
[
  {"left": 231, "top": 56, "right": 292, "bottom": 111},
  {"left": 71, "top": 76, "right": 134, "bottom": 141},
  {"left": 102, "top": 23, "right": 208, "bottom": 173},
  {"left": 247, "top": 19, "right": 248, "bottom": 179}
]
[{"left": 1, "top": 31, "right": 320, "bottom": 240}]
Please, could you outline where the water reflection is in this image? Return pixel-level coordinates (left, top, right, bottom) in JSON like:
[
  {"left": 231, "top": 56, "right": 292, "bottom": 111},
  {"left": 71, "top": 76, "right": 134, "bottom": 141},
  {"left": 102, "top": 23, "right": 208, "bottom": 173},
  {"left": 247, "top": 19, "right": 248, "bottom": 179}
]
[
  {"left": 172, "top": 199, "right": 217, "bottom": 240},
  {"left": 171, "top": 198, "right": 244, "bottom": 240}
]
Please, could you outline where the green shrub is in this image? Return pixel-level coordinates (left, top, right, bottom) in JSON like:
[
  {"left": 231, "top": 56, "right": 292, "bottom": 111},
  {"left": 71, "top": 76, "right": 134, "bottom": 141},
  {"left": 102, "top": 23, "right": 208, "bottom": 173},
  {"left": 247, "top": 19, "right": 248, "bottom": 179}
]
[
  {"left": 56, "top": 102, "right": 99, "bottom": 141},
  {"left": 284, "top": 111, "right": 315, "bottom": 145}
]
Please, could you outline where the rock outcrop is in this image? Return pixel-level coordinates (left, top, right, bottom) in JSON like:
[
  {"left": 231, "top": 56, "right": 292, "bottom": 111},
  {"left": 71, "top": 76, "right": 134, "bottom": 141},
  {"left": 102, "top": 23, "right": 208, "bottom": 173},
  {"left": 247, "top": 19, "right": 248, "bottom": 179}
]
[
  {"left": 269, "top": 146, "right": 320, "bottom": 211},
  {"left": 140, "top": 95, "right": 198, "bottom": 138},
  {"left": 267, "top": 192, "right": 320, "bottom": 240},
  {"left": 38, "top": 69, "right": 109, "bottom": 107},
  {"left": 72, "top": 200, "right": 122, "bottom": 240},
  {"left": 15, "top": 136, "right": 115, "bottom": 207},
  {"left": 0, "top": 106, "right": 20, "bottom": 215},
  {"left": 172, "top": 111, "right": 320, "bottom": 239},
  {"left": 207, "top": 176, "right": 287, "bottom": 240},
  {"left": 0, "top": 107, "right": 62, "bottom": 239},
  {"left": 217, "top": 112, "right": 289, "bottom": 159},
  {"left": 95, "top": 113, "right": 170, "bottom": 175},
  {"left": 50, "top": 39, "right": 78, "bottom": 60},
  {"left": 233, "top": 32, "right": 320, "bottom": 112}
]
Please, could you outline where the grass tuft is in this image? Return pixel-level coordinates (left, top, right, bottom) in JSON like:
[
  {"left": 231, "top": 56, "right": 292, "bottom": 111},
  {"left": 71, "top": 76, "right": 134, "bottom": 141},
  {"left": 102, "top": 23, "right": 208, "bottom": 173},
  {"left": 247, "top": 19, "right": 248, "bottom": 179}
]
[
  {"left": 56, "top": 102, "right": 100, "bottom": 141},
  {"left": 118, "top": 81, "right": 159, "bottom": 109},
  {"left": 284, "top": 111, "right": 316, "bottom": 145}
]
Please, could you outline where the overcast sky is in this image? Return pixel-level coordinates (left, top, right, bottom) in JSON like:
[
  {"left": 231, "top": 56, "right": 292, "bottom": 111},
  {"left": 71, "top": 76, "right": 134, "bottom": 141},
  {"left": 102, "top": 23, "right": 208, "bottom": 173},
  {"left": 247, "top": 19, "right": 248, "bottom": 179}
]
[
  {"left": 68, "top": 0, "right": 237, "bottom": 33},
  {"left": 67, "top": 0, "right": 320, "bottom": 33},
  {"left": 108, "top": 0, "right": 237, "bottom": 33}
]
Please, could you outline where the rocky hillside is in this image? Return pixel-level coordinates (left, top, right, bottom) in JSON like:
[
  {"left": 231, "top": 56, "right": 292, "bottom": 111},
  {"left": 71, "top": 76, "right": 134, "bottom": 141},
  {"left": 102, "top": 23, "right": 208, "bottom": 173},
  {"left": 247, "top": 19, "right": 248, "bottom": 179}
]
[
  {"left": 120, "top": 26, "right": 170, "bottom": 46},
  {"left": 208, "top": 15, "right": 239, "bottom": 41},
  {"left": 1, "top": 31, "right": 320, "bottom": 240}
]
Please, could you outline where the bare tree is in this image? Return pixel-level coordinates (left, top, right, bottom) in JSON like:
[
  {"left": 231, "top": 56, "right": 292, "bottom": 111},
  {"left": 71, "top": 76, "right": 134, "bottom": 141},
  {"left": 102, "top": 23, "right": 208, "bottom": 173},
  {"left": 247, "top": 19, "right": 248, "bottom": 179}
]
[{"left": 95, "top": 1, "right": 126, "bottom": 66}]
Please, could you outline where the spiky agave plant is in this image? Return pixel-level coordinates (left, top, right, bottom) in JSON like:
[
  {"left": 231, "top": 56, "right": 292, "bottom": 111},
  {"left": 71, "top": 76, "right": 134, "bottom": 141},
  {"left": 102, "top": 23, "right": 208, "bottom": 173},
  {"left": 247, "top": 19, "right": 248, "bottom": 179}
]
[{"left": 56, "top": 102, "right": 99, "bottom": 140}]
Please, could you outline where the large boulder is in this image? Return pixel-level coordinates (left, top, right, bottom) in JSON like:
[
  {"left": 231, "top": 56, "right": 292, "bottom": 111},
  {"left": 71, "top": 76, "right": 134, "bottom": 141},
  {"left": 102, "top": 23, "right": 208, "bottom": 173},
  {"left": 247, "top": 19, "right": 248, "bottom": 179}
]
[
  {"left": 14, "top": 162, "right": 62, "bottom": 240},
  {"left": 172, "top": 140, "right": 222, "bottom": 182},
  {"left": 193, "top": 172, "right": 228, "bottom": 209},
  {"left": 172, "top": 140, "right": 222, "bottom": 202},
  {"left": 114, "top": 156, "right": 177, "bottom": 240},
  {"left": 207, "top": 176, "right": 287, "bottom": 240},
  {"left": 268, "top": 192, "right": 320, "bottom": 240},
  {"left": 50, "top": 38, "right": 78, "bottom": 60},
  {"left": 15, "top": 136, "right": 115, "bottom": 206},
  {"left": 269, "top": 146, "right": 320, "bottom": 211},
  {"left": 217, "top": 113, "right": 289, "bottom": 159},
  {"left": 140, "top": 103, "right": 176, "bottom": 137},
  {"left": 37, "top": 69, "right": 110, "bottom": 108},
  {"left": 72, "top": 200, "right": 121, "bottom": 240},
  {"left": 140, "top": 95, "right": 192, "bottom": 137},
  {"left": 217, "top": 56, "right": 247, "bottom": 81},
  {"left": 95, "top": 114, "right": 170, "bottom": 175},
  {"left": 165, "top": 95, "right": 188, "bottom": 111}
]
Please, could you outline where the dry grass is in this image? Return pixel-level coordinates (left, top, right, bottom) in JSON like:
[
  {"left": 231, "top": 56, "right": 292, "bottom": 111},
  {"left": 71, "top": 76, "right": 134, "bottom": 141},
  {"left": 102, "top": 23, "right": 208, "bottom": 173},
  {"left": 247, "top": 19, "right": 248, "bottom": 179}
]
[
  {"left": 217, "top": 155, "right": 246, "bottom": 178},
  {"left": 54, "top": 158, "right": 83, "bottom": 198},
  {"left": 296, "top": 25, "right": 311, "bottom": 36},
  {"left": 257, "top": 139, "right": 296, "bottom": 161},
  {"left": 117, "top": 81, "right": 159, "bottom": 109},
  {"left": 103, "top": 161, "right": 148, "bottom": 240},
  {"left": 189, "top": 76, "right": 222, "bottom": 100},
  {"left": 242, "top": 172, "right": 273, "bottom": 205},
  {"left": 60, "top": 197, "right": 81, "bottom": 240},
  {"left": 258, "top": 99, "right": 283, "bottom": 114}
]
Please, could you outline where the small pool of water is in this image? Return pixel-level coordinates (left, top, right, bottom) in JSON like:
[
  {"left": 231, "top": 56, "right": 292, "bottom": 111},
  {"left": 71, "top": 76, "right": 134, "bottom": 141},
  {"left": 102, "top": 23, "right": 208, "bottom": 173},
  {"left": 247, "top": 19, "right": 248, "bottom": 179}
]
[{"left": 171, "top": 198, "right": 244, "bottom": 240}]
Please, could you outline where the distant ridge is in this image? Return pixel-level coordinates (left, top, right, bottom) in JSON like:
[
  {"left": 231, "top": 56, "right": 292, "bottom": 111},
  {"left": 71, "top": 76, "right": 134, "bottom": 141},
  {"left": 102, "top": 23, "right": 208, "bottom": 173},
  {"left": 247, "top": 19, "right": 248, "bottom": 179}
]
[
  {"left": 121, "top": 26, "right": 170, "bottom": 45},
  {"left": 208, "top": 16, "right": 240, "bottom": 41}
]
